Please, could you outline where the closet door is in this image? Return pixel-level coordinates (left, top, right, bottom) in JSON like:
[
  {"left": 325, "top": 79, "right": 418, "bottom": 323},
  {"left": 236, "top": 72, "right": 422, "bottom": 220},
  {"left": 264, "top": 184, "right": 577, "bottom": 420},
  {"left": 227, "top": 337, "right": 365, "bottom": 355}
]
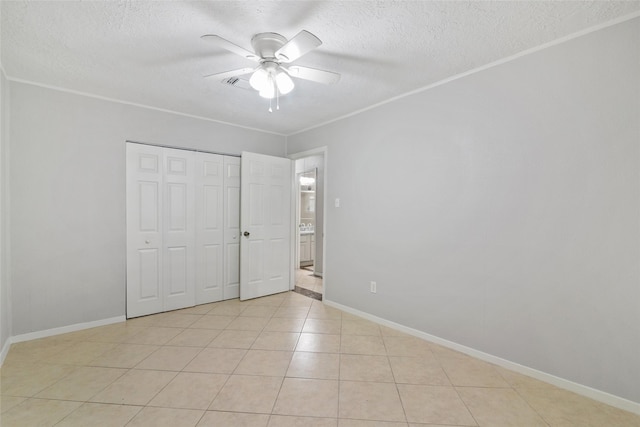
[
  {"left": 163, "top": 148, "right": 196, "bottom": 311},
  {"left": 223, "top": 156, "right": 241, "bottom": 300},
  {"left": 195, "top": 152, "right": 224, "bottom": 304},
  {"left": 126, "top": 144, "right": 164, "bottom": 318}
]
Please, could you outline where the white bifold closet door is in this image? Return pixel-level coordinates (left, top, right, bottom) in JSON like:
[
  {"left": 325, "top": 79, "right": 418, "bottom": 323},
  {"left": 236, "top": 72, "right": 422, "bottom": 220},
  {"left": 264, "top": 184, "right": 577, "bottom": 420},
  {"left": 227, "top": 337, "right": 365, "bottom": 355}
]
[
  {"left": 126, "top": 143, "right": 240, "bottom": 318},
  {"left": 195, "top": 153, "right": 241, "bottom": 304}
]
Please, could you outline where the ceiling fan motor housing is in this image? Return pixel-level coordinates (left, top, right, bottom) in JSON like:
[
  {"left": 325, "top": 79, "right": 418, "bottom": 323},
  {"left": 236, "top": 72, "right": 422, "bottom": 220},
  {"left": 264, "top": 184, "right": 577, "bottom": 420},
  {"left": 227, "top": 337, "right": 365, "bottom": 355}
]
[{"left": 251, "top": 33, "right": 288, "bottom": 61}]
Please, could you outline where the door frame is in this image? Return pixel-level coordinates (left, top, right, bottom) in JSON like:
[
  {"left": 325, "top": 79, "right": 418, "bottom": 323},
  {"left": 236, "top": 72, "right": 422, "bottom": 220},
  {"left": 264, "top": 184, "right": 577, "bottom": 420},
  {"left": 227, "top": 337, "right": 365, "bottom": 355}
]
[{"left": 288, "top": 146, "right": 328, "bottom": 293}]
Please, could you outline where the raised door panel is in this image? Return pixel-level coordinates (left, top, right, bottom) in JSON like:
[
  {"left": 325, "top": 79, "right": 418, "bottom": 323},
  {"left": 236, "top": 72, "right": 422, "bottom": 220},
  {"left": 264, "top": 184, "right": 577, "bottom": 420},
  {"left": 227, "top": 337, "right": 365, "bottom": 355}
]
[
  {"left": 240, "top": 152, "right": 291, "bottom": 300},
  {"left": 195, "top": 153, "right": 224, "bottom": 304},
  {"left": 223, "top": 156, "right": 241, "bottom": 300},
  {"left": 163, "top": 148, "right": 196, "bottom": 311},
  {"left": 126, "top": 143, "right": 164, "bottom": 318}
]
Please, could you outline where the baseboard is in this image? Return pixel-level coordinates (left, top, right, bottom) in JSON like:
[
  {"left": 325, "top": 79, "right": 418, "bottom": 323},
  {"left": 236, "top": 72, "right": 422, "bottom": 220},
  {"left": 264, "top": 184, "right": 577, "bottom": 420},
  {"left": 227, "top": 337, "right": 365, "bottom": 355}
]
[
  {"left": 324, "top": 299, "right": 640, "bottom": 416},
  {"left": 10, "top": 315, "right": 126, "bottom": 344},
  {"left": 0, "top": 336, "right": 11, "bottom": 366}
]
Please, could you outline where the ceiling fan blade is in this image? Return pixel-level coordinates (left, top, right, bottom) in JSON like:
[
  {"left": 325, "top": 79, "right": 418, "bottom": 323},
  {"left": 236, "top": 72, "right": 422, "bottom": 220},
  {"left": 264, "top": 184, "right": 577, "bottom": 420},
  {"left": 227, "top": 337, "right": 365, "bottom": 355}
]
[
  {"left": 204, "top": 67, "right": 256, "bottom": 80},
  {"left": 285, "top": 66, "right": 340, "bottom": 84},
  {"left": 201, "top": 35, "right": 260, "bottom": 61},
  {"left": 275, "top": 30, "right": 321, "bottom": 62}
]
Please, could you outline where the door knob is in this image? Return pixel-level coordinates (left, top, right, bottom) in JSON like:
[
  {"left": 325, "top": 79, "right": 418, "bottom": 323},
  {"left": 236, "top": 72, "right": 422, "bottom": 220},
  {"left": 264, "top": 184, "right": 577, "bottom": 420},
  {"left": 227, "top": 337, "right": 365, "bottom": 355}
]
[
  {"left": 243, "top": 231, "right": 250, "bottom": 237},
  {"left": 145, "top": 240, "right": 150, "bottom": 244}
]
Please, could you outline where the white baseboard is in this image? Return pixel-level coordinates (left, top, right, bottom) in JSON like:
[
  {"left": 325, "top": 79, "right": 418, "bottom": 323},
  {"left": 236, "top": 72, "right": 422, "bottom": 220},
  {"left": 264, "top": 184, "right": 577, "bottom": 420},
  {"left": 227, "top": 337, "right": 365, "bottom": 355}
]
[
  {"left": 10, "top": 316, "right": 126, "bottom": 344},
  {"left": 324, "top": 299, "right": 640, "bottom": 416},
  {"left": 0, "top": 336, "right": 11, "bottom": 366}
]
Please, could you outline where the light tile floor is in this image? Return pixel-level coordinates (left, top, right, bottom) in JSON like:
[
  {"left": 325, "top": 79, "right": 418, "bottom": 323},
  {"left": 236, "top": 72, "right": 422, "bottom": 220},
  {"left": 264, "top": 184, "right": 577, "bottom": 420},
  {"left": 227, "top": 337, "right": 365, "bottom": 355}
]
[
  {"left": 1, "top": 291, "right": 639, "bottom": 426},
  {"left": 296, "top": 268, "right": 323, "bottom": 294}
]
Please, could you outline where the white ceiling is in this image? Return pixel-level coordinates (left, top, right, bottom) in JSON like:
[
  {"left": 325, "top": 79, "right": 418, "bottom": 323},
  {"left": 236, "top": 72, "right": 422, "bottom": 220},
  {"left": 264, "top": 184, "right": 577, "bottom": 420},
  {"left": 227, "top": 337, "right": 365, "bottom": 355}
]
[{"left": 2, "top": 1, "right": 639, "bottom": 135}]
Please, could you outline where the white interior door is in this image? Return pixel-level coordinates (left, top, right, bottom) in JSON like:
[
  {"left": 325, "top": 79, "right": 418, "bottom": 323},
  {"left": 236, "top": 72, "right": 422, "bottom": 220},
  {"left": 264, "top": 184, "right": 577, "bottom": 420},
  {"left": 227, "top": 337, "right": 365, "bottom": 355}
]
[
  {"left": 223, "top": 156, "right": 241, "bottom": 300},
  {"left": 126, "top": 144, "right": 164, "bottom": 318},
  {"left": 195, "top": 152, "right": 224, "bottom": 304},
  {"left": 162, "top": 148, "right": 196, "bottom": 311},
  {"left": 240, "top": 152, "right": 292, "bottom": 300}
]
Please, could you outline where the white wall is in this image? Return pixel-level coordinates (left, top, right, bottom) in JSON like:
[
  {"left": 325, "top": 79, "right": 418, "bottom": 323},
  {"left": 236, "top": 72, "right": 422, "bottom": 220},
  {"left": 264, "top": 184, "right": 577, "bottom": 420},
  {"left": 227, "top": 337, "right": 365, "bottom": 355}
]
[
  {"left": 9, "top": 82, "right": 286, "bottom": 336},
  {"left": 287, "top": 18, "right": 640, "bottom": 404},
  {"left": 0, "top": 68, "right": 11, "bottom": 359}
]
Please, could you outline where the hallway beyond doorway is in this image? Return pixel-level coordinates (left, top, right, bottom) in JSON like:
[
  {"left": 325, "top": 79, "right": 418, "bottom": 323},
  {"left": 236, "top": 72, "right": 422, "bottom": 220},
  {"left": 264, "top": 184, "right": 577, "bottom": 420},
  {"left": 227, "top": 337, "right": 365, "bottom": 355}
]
[{"left": 294, "top": 269, "right": 322, "bottom": 301}]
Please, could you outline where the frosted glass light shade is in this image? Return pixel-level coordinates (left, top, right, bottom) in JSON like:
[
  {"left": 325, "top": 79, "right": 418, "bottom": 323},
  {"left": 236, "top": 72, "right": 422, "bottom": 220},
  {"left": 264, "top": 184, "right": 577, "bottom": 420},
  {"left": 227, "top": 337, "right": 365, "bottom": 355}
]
[
  {"left": 249, "top": 68, "right": 269, "bottom": 91},
  {"left": 250, "top": 65, "right": 295, "bottom": 99},
  {"left": 259, "top": 82, "right": 275, "bottom": 99},
  {"left": 276, "top": 71, "right": 294, "bottom": 95}
]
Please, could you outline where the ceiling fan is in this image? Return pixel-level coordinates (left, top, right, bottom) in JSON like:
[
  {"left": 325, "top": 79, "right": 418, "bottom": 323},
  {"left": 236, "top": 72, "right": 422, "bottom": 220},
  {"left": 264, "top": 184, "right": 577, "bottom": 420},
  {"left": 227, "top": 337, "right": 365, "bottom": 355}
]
[{"left": 201, "top": 30, "right": 340, "bottom": 111}]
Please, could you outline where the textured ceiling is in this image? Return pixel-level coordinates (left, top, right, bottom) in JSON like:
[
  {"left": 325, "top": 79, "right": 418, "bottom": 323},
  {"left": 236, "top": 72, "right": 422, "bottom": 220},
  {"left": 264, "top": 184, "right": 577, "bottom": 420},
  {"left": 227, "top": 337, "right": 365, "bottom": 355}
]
[{"left": 2, "top": 1, "right": 639, "bottom": 135}]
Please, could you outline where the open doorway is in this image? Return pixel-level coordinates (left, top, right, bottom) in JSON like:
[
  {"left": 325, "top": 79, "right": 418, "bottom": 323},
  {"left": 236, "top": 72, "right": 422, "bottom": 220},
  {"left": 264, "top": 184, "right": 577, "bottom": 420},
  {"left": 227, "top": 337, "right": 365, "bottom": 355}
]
[{"left": 290, "top": 150, "right": 326, "bottom": 300}]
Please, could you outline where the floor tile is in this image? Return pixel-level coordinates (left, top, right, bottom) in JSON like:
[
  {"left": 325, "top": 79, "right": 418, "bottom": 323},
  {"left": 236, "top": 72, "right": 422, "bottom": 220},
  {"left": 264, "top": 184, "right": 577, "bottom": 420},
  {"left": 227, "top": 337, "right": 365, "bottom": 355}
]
[
  {"left": 5, "top": 337, "right": 72, "bottom": 363},
  {"left": 286, "top": 351, "right": 340, "bottom": 380},
  {"left": 264, "top": 317, "right": 306, "bottom": 332},
  {"left": 153, "top": 313, "right": 203, "bottom": 328},
  {"left": 165, "top": 328, "right": 222, "bottom": 347},
  {"left": 388, "top": 356, "right": 450, "bottom": 386},
  {"left": 1, "top": 363, "right": 75, "bottom": 397},
  {"left": 397, "top": 384, "right": 476, "bottom": 425},
  {"left": 35, "top": 366, "right": 127, "bottom": 401},
  {"left": 197, "top": 410, "right": 270, "bottom": 426},
  {"left": 379, "top": 326, "right": 411, "bottom": 337},
  {"left": 517, "top": 387, "right": 640, "bottom": 427},
  {"left": 177, "top": 304, "right": 216, "bottom": 315},
  {"left": 234, "top": 349, "right": 293, "bottom": 376},
  {"left": 135, "top": 346, "right": 201, "bottom": 371},
  {"left": 207, "top": 304, "right": 246, "bottom": 316},
  {"left": 127, "top": 406, "right": 204, "bottom": 427},
  {"left": 382, "top": 336, "right": 432, "bottom": 357},
  {"left": 55, "top": 402, "right": 142, "bottom": 426},
  {"left": 148, "top": 372, "right": 228, "bottom": 410},
  {"left": 0, "top": 396, "right": 26, "bottom": 414},
  {"left": 226, "top": 316, "right": 271, "bottom": 331},
  {"left": 340, "top": 335, "right": 387, "bottom": 355},
  {"left": 86, "top": 324, "right": 147, "bottom": 343},
  {"left": 338, "top": 421, "right": 408, "bottom": 427},
  {"left": 3, "top": 291, "right": 636, "bottom": 427},
  {"left": 190, "top": 315, "right": 236, "bottom": 330},
  {"left": 269, "top": 415, "right": 338, "bottom": 426},
  {"left": 124, "top": 327, "right": 183, "bottom": 345},
  {"left": 303, "top": 318, "right": 342, "bottom": 334},
  {"left": 340, "top": 354, "right": 394, "bottom": 382},
  {"left": 273, "top": 378, "right": 339, "bottom": 417},
  {"left": 209, "top": 375, "right": 283, "bottom": 414},
  {"left": 90, "top": 369, "right": 177, "bottom": 405},
  {"left": 1, "top": 398, "right": 82, "bottom": 427},
  {"left": 496, "top": 366, "right": 559, "bottom": 390},
  {"left": 184, "top": 348, "right": 247, "bottom": 374},
  {"left": 208, "top": 329, "right": 260, "bottom": 349},
  {"left": 341, "top": 320, "right": 381, "bottom": 336},
  {"left": 241, "top": 305, "right": 279, "bottom": 317},
  {"left": 252, "top": 331, "right": 300, "bottom": 351},
  {"left": 296, "top": 333, "right": 340, "bottom": 353},
  {"left": 273, "top": 306, "right": 311, "bottom": 318},
  {"left": 307, "top": 304, "right": 342, "bottom": 320},
  {"left": 45, "top": 341, "right": 116, "bottom": 365},
  {"left": 439, "top": 357, "right": 510, "bottom": 387},
  {"left": 89, "top": 343, "right": 159, "bottom": 368},
  {"left": 339, "top": 381, "right": 406, "bottom": 422},
  {"left": 457, "top": 387, "right": 547, "bottom": 426}
]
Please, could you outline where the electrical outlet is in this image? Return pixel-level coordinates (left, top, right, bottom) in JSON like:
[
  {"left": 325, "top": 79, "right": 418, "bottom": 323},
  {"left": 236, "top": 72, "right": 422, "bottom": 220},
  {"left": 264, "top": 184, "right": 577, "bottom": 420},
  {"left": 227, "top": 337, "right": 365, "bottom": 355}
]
[{"left": 370, "top": 281, "right": 377, "bottom": 293}]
